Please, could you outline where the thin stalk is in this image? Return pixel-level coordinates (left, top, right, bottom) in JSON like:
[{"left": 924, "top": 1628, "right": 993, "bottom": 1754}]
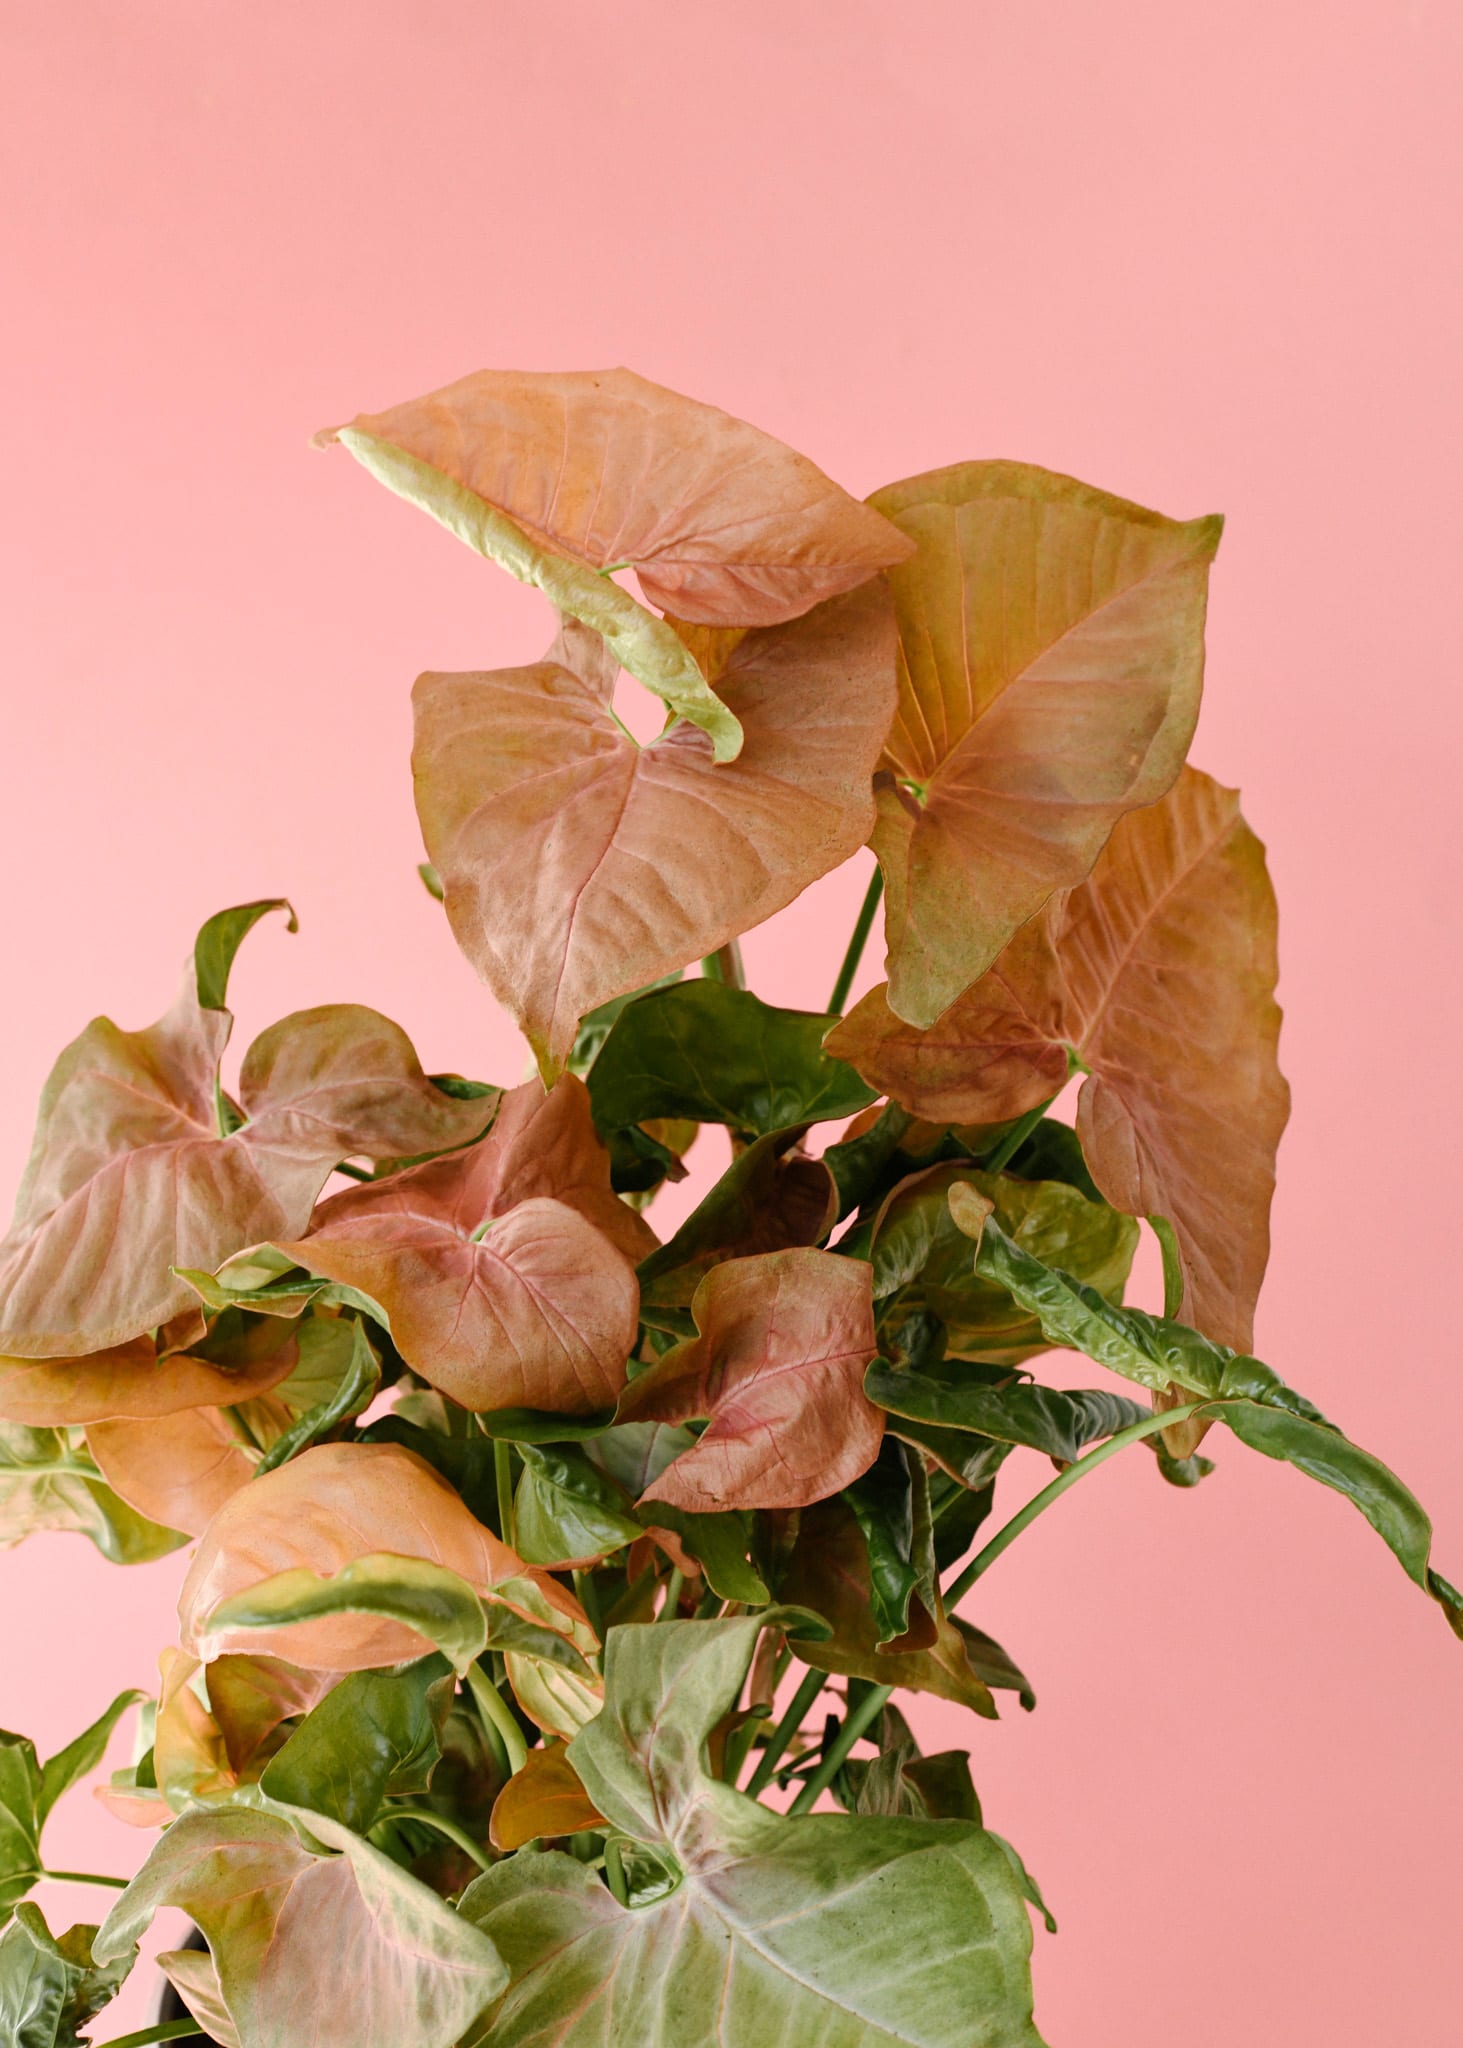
[
  {"left": 386, "top": 1806, "right": 493, "bottom": 1874},
  {"left": 744, "top": 1665, "right": 825, "bottom": 1796},
  {"left": 657, "top": 1567, "right": 685, "bottom": 1622},
  {"left": 701, "top": 941, "right": 746, "bottom": 989},
  {"left": 603, "top": 1834, "right": 629, "bottom": 1905},
  {"left": 97, "top": 2024, "right": 204, "bottom": 2048},
  {"left": 9, "top": 1465, "right": 108, "bottom": 1484},
  {"left": 827, "top": 866, "right": 884, "bottom": 1015},
  {"left": 943, "top": 1401, "right": 1211, "bottom": 1609},
  {"left": 494, "top": 1437, "right": 517, "bottom": 1551},
  {"left": 573, "top": 1569, "right": 601, "bottom": 1635},
  {"left": 34, "top": 1867, "right": 129, "bottom": 1889},
  {"left": 464, "top": 1662, "right": 528, "bottom": 1775},
  {"left": 980, "top": 1095, "right": 1056, "bottom": 1177},
  {"left": 787, "top": 1683, "right": 889, "bottom": 1816}
]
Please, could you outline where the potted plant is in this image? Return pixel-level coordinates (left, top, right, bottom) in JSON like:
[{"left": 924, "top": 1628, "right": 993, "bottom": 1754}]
[{"left": 0, "top": 368, "right": 1455, "bottom": 2048}]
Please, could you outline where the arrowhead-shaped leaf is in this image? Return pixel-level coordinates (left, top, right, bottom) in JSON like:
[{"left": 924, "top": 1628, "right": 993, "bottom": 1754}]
[
  {"left": 0, "top": 1335, "right": 295, "bottom": 1426},
  {"left": 0, "top": 908, "right": 497, "bottom": 1356},
  {"left": 320, "top": 366, "right": 911, "bottom": 758},
  {"left": 414, "top": 584, "right": 897, "bottom": 1071},
  {"left": 95, "top": 1806, "right": 506, "bottom": 2048},
  {"left": 84, "top": 1407, "right": 255, "bottom": 1538},
  {"left": 866, "top": 460, "right": 1220, "bottom": 1024},
  {"left": 617, "top": 1249, "right": 883, "bottom": 1511},
  {"left": 277, "top": 1081, "right": 642, "bottom": 1417},
  {"left": 259, "top": 1656, "right": 454, "bottom": 1832},
  {"left": 830, "top": 768, "right": 1289, "bottom": 1366},
  {"left": 459, "top": 1616, "right": 1043, "bottom": 2048}
]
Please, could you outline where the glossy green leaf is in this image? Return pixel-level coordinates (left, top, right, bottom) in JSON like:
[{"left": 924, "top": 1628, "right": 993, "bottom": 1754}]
[
  {"left": 96, "top": 1806, "right": 506, "bottom": 2048},
  {"left": 1003, "top": 1119, "right": 1103, "bottom": 1206},
  {"left": 0, "top": 1904, "right": 131, "bottom": 2048},
  {"left": 512, "top": 1443, "right": 644, "bottom": 1568},
  {"left": 822, "top": 1101, "right": 915, "bottom": 1219},
  {"left": 37, "top": 1691, "right": 145, "bottom": 1828},
  {"left": 632, "top": 1502, "right": 770, "bottom": 1605},
  {"left": 589, "top": 981, "right": 876, "bottom": 1139},
  {"left": 866, "top": 1359, "right": 1148, "bottom": 1466},
  {"left": 459, "top": 1615, "right": 1043, "bottom": 2048},
  {"left": 192, "top": 900, "right": 297, "bottom": 1013},
  {"left": 566, "top": 973, "right": 684, "bottom": 1078},
  {"left": 254, "top": 1318, "right": 380, "bottom": 1475},
  {"left": 843, "top": 1437, "right": 939, "bottom": 1650},
  {"left": 0, "top": 1732, "right": 42, "bottom": 1920},
  {"left": 259, "top": 1656, "right": 455, "bottom": 1832},
  {"left": 0, "top": 1423, "right": 186, "bottom": 1565},
  {"left": 979, "top": 1224, "right": 1463, "bottom": 1637}
]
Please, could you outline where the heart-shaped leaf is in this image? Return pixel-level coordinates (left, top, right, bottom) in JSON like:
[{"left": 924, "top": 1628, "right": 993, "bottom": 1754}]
[
  {"left": 488, "top": 1742, "right": 602, "bottom": 1854},
  {"left": 617, "top": 1249, "right": 883, "bottom": 1512},
  {"left": 588, "top": 981, "right": 876, "bottom": 1138},
  {"left": 636, "top": 1125, "right": 837, "bottom": 1309},
  {"left": 458, "top": 1616, "right": 1042, "bottom": 2048},
  {"left": 178, "top": 1441, "right": 566, "bottom": 1671},
  {"left": 84, "top": 1408, "right": 254, "bottom": 1538},
  {"left": 865, "top": 460, "right": 1220, "bottom": 1024},
  {"left": 0, "top": 906, "right": 498, "bottom": 1356},
  {"left": 0, "top": 1903, "right": 132, "bottom": 2048},
  {"left": 94, "top": 1806, "right": 506, "bottom": 2048},
  {"left": 320, "top": 367, "right": 911, "bottom": 759},
  {"left": 414, "top": 583, "right": 896, "bottom": 1072},
  {"left": 259, "top": 1656, "right": 454, "bottom": 1833},
  {"left": 830, "top": 768, "right": 1289, "bottom": 1370},
  {"left": 276, "top": 1089, "right": 642, "bottom": 1417},
  {"left": 511, "top": 1443, "right": 644, "bottom": 1569},
  {"left": 866, "top": 1359, "right": 1149, "bottom": 1466}
]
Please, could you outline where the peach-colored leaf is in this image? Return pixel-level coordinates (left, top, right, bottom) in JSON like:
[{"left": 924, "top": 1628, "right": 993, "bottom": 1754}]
[
  {"left": 320, "top": 367, "right": 911, "bottom": 759},
  {"left": 617, "top": 1249, "right": 883, "bottom": 1512},
  {"left": 414, "top": 582, "right": 896, "bottom": 1071},
  {"left": 779, "top": 1499, "right": 998, "bottom": 1717},
  {"left": 158, "top": 1948, "right": 242, "bottom": 2048},
  {"left": 94, "top": 1805, "right": 506, "bottom": 2048},
  {"left": 867, "top": 462, "right": 1221, "bottom": 1024},
  {"left": 277, "top": 1083, "right": 641, "bottom": 1416},
  {"left": 489, "top": 1741, "right": 603, "bottom": 1852},
  {"left": 830, "top": 768, "right": 1289, "bottom": 1364},
  {"left": 0, "top": 1335, "right": 295, "bottom": 1426},
  {"left": 86, "top": 1407, "right": 255, "bottom": 1537},
  {"left": 636, "top": 1126, "right": 837, "bottom": 1309},
  {"left": 0, "top": 961, "right": 495, "bottom": 1357},
  {"left": 178, "top": 1440, "right": 555, "bottom": 1671}
]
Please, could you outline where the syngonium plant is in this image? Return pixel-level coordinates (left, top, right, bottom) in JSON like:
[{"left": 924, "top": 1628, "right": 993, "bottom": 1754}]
[{"left": 0, "top": 369, "right": 1456, "bottom": 2048}]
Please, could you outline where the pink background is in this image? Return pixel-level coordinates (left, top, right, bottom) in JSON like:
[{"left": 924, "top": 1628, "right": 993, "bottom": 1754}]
[{"left": 3, "top": 2, "right": 1459, "bottom": 2037}]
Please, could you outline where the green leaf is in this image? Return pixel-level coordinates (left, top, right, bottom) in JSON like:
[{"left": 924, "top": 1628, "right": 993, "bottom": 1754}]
[
  {"left": 979, "top": 1224, "right": 1463, "bottom": 1638},
  {"left": 96, "top": 1805, "right": 505, "bottom": 2048},
  {"left": 459, "top": 1615, "right": 1043, "bottom": 2048},
  {"left": 0, "top": 1734, "right": 42, "bottom": 1920},
  {"left": 822, "top": 1101, "right": 915, "bottom": 1218},
  {"left": 1002, "top": 1118, "right": 1103, "bottom": 1206},
  {"left": 990, "top": 1834, "right": 1058, "bottom": 1935},
  {"left": 632, "top": 1502, "right": 770, "bottom": 1605},
  {"left": 208, "top": 1554, "right": 490, "bottom": 1677},
  {"left": 259, "top": 1656, "right": 454, "bottom": 1832},
  {"left": 589, "top": 981, "right": 876, "bottom": 1139},
  {"left": 0, "top": 1424, "right": 186, "bottom": 1566},
  {"left": 0, "top": 1904, "right": 132, "bottom": 2048},
  {"left": 866, "top": 1359, "right": 1149, "bottom": 1466},
  {"left": 253, "top": 1318, "right": 380, "bottom": 1475},
  {"left": 566, "top": 972, "right": 684, "bottom": 1078},
  {"left": 38, "top": 1692, "right": 145, "bottom": 1829},
  {"left": 843, "top": 1437, "right": 938, "bottom": 1649},
  {"left": 512, "top": 1444, "right": 644, "bottom": 1567},
  {"left": 192, "top": 900, "right": 297, "bottom": 1012}
]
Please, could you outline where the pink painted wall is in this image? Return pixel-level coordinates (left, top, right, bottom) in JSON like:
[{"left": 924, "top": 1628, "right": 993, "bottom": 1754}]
[{"left": 3, "top": 2, "right": 1459, "bottom": 2036}]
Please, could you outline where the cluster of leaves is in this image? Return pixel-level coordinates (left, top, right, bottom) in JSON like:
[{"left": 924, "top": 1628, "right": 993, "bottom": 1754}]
[{"left": 0, "top": 368, "right": 1455, "bottom": 2047}]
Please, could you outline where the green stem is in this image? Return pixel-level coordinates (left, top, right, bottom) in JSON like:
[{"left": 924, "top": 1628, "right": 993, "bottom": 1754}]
[
  {"left": 495, "top": 1438, "right": 517, "bottom": 1551},
  {"left": 333, "top": 1159, "right": 374, "bottom": 1182},
  {"left": 827, "top": 867, "right": 884, "bottom": 1015},
  {"left": 573, "top": 1569, "right": 601, "bottom": 1635},
  {"left": 9, "top": 1465, "right": 108, "bottom": 1484},
  {"left": 980, "top": 1096, "right": 1056, "bottom": 1177},
  {"left": 603, "top": 1834, "right": 629, "bottom": 1906},
  {"left": 386, "top": 1806, "right": 493, "bottom": 1874},
  {"left": 34, "top": 1867, "right": 129, "bottom": 1889},
  {"left": 744, "top": 1665, "right": 825, "bottom": 1796},
  {"left": 701, "top": 941, "right": 746, "bottom": 989},
  {"left": 465, "top": 1663, "right": 528, "bottom": 1775},
  {"left": 657, "top": 1567, "right": 685, "bottom": 1622},
  {"left": 96, "top": 2024, "right": 204, "bottom": 2048},
  {"left": 787, "top": 1683, "right": 888, "bottom": 1816},
  {"left": 943, "top": 1401, "right": 1211, "bottom": 1609}
]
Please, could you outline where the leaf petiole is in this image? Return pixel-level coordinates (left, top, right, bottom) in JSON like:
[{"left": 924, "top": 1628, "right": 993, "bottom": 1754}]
[
  {"left": 827, "top": 866, "right": 884, "bottom": 1016},
  {"left": 465, "top": 1661, "right": 528, "bottom": 1776},
  {"left": 743, "top": 1664, "right": 825, "bottom": 1795},
  {"left": 94, "top": 2025, "right": 204, "bottom": 2047},
  {"left": 385, "top": 1805, "right": 493, "bottom": 1874}
]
